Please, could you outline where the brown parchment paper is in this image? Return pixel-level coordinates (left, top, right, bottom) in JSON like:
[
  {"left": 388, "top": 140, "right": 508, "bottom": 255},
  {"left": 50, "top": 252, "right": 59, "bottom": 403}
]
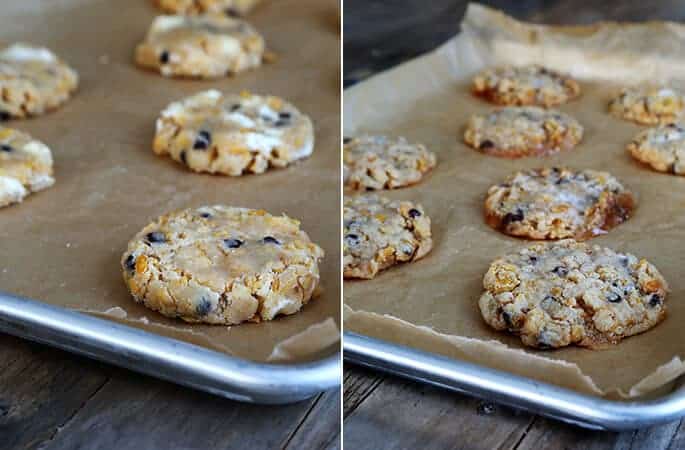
[
  {"left": 344, "top": 3, "right": 685, "bottom": 399},
  {"left": 0, "top": 0, "right": 340, "bottom": 364}
]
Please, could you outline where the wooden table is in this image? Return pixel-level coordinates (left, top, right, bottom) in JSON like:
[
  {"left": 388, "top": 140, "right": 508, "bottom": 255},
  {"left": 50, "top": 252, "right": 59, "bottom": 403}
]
[
  {"left": 343, "top": 1, "right": 685, "bottom": 448},
  {"left": 0, "top": 332, "right": 340, "bottom": 449}
]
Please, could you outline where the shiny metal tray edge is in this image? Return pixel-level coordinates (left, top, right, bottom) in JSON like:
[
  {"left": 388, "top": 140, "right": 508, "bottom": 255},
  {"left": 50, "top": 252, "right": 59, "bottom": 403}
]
[
  {"left": 0, "top": 291, "right": 340, "bottom": 404},
  {"left": 343, "top": 331, "right": 685, "bottom": 430}
]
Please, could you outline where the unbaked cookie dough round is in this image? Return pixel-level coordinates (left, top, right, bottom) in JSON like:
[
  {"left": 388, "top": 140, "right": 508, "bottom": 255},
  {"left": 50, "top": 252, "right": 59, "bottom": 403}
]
[
  {"left": 121, "top": 205, "right": 324, "bottom": 325},
  {"left": 0, "top": 127, "right": 55, "bottom": 208},
  {"left": 0, "top": 43, "right": 78, "bottom": 120},
  {"left": 343, "top": 194, "right": 432, "bottom": 279},
  {"left": 479, "top": 239, "right": 669, "bottom": 349},
  {"left": 464, "top": 107, "right": 584, "bottom": 158},
  {"left": 484, "top": 168, "right": 635, "bottom": 240},
  {"left": 153, "top": 90, "right": 314, "bottom": 175},
  {"left": 343, "top": 135, "right": 436, "bottom": 190},
  {"left": 472, "top": 65, "right": 581, "bottom": 107},
  {"left": 135, "top": 15, "right": 264, "bottom": 78}
]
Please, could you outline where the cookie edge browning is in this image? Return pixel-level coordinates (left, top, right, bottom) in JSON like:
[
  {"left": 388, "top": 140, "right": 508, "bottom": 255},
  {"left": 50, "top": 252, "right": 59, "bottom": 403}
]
[
  {"left": 609, "top": 90, "right": 685, "bottom": 126},
  {"left": 120, "top": 206, "right": 325, "bottom": 325},
  {"left": 626, "top": 126, "right": 685, "bottom": 175},
  {"left": 343, "top": 198, "right": 433, "bottom": 280},
  {"left": 471, "top": 67, "right": 581, "bottom": 107},
  {"left": 484, "top": 168, "right": 636, "bottom": 240},
  {"left": 478, "top": 240, "right": 669, "bottom": 349},
  {"left": 463, "top": 109, "right": 584, "bottom": 159}
]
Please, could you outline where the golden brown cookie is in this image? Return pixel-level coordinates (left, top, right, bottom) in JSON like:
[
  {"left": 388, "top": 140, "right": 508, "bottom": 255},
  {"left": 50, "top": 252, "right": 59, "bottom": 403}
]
[
  {"left": 479, "top": 239, "right": 669, "bottom": 349},
  {"left": 343, "top": 194, "right": 432, "bottom": 279},
  {"left": 627, "top": 123, "right": 685, "bottom": 174},
  {"left": 609, "top": 86, "right": 685, "bottom": 125},
  {"left": 472, "top": 65, "right": 580, "bottom": 107},
  {"left": 343, "top": 135, "right": 436, "bottom": 190},
  {"left": 484, "top": 168, "right": 635, "bottom": 240},
  {"left": 464, "top": 107, "right": 584, "bottom": 158}
]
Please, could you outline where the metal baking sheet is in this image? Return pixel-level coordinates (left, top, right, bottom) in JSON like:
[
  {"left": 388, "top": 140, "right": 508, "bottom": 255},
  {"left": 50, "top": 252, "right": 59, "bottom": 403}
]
[{"left": 344, "top": 332, "right": 685, "bottom": 430}]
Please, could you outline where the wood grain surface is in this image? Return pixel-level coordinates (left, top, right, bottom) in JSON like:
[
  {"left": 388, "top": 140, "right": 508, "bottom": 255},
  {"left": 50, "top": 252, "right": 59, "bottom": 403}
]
[{"left": 343, "top": 1, "right": 685, "bottom": 449}]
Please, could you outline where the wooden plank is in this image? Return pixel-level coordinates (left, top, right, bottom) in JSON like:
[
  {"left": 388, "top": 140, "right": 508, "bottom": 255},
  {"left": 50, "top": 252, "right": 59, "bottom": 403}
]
[
  {"left": 36, "top": 367, "right": 331, "bottom": 450},
  {"left": 0, "top": 334, "right": 110, "bottom": 450},
  {"left": 343, "top": 368, "right": 534, "bottom": 450},
  {"left": 343, "top": 364, "right": 384, "bottom": 418},
  {"left": 283, "top": 389, "right": 341, "bottom": 450}
]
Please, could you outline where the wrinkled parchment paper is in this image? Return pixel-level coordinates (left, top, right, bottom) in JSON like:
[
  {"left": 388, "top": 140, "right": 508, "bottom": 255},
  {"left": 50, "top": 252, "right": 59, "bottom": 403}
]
[
  {"left": 0, "top": 0, "right": 340, "bottom": 364},
  {"left": 344, "top": 3, "right": 685, "bottom": 398}
]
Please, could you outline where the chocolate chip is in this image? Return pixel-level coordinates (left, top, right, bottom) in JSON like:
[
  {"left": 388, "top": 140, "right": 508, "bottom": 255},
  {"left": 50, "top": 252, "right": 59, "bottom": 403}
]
[
  {"left": 0, "top": 144, "right": 11, "bottom": 152},
  {"left": 200, "top": 212, "right": 212, "bottom": 218},
  {"left": 279, "top": 112, "right": 291, "bottom": 119},
  {"left": 230, "top": 103, "right": 241, "bottom": 112},
  {"left": 551, "top": 266, "right": 568, "bottom": 277},
  {"left": 408, "top": 208, "right": 421, "bottom": 218},
  {"left": 263, "top": 236, "right": 280, "bottom": 245},
  {"left": 146, "top": 231, "right": 166, "bottom": 244},
  {"left": 180, "top": 150, "right": 187, "bottom": 164},
  {"left": 0, "top": 111, "right": 10, "bottom": 121},
  {"left": 649, "top": 294, "right": 662, "bottom": 307},
  {"left": 607, "top": 292, "right": 622, "bottom": 303},
  {"left": 224, "top": 7, "right": 239, "bottom": 17},
  {"left": 224, "top": 238, "right": 243, "bottom": 249},
  {"left": 502, "top": 311, "right": 513, "bottom": 328},
  {"left": 529, "top": 256, "right": 538, "bottom": 263},
  {"left": 344, "top": 233, "right": 359, "bottom": 245},
  {"left": 124, "top": 254, "right": 136, "bottom": 271},
  {"left": 343, "top": 137, "right": 352, "bottom": 144},
  {"left": 479, "top": 140, "right": 495, "bottom": 150},
  {"left": 274, "top": 119, "right": 290, "bottom": 127},
  {"left": 196, "top": 298, "right": 212, "bottom": 316},
  {"left": 159, "top": 51, "right": 170, "bottom": 64},
  {"left": 193, "top": 130, "right": 211, "bottom": 150},
  {"left": 502, "top": 209, "right": 524, "bottom": 225}
]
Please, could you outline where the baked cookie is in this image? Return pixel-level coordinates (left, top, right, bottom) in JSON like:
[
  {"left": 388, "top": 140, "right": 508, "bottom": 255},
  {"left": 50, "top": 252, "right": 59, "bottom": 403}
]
[
  {"left": 0, "top": 127, "right": 55, "bottom": 208},
  {"left": 343, "top": 135, "right": 436, "bottom": 190},
  {"left": 154, "top": 0, "right": 260, "bottom": 15},
  {"left": 472, "top": 65, "right": 581, "bottom": 107},
  {"left": 154, "top": 90, "right": 314, "bottom": 175},
  {"left": 479, "top": 239, "right": 669, "bottom": 349},
  {"left": 135, "top": 15, "right": 264, "bottom": 78},
  {"left": 121, "top": 205, "right": 324, "bottom": 325},
  {"left": 485, "top": 168, "right": 635, "bottom": 240},
  {"left": 464, "top": 107, "right": 583, "bottom": 158},
  {"left": 0, "top": 43, "right": 78, "bottom": 120},
  {"left": 609, "top": 87, "right": 685, "bottom": 125},
  {"left": 343, "top": 194, "right": 432, "bottom": 279},
  {"left": 627, "top": 123, "right": 685, "bottom": 174}
]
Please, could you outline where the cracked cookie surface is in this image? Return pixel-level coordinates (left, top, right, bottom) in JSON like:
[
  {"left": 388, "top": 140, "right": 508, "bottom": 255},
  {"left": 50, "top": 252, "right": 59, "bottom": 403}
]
[
  {"left": 0, "top": 127, "right": 55, "bottom": 208},
  {"left": 154, "top": 0, "right": 261, "bottom": 15},
  {"left": 479, "top": 239, "right": 669, "bottom": 349},
  {"left": 121, "top": 205, "right": 324, "bottom": 325},
  {"left": 343, "top": 194, "right": 432, "bottom": 279},
  {"left": 0, "top": 43, "right": 78, "bottom": 120},
  {"left": 485, "top": 168, "right": 635, "bottom": 240},
  {"left": 135, "top": 15, "right": 264, "bottom": 78},
  {"left": 154, "top": 90, "right": 314, "bottom": 175},
  {"left": 627, "top": 123, "right": 685, "bottom": 175},
  {"left": 609, "top": 86, "right": 685, "bottom": 125},
  {"left": 343, "top": 135, "right": 436, "bottom": 190},
  {"left": 472, "top": 65, "right": 580, "bottom": 107},
  {"left": 464, "top": 107, "right": 583, "bottom": 158}
]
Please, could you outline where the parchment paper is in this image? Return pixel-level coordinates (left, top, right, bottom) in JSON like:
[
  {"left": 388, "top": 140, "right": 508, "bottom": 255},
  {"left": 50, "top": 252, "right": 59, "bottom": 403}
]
[
  {"left": 344, "top": 3, "right": 685, "bottom": 398},
  {"left": 0, "top": 0, "right": 340, "bottom": 364}
]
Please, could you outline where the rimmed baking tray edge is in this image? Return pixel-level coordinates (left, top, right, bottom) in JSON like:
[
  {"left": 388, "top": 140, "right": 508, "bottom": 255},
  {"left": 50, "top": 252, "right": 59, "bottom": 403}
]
[
  {"left": 344, "top": 332, "right": 685, "bottom": 430},
  {"left": 0, "top": 291, "right": 340, "bottom": 404}
]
